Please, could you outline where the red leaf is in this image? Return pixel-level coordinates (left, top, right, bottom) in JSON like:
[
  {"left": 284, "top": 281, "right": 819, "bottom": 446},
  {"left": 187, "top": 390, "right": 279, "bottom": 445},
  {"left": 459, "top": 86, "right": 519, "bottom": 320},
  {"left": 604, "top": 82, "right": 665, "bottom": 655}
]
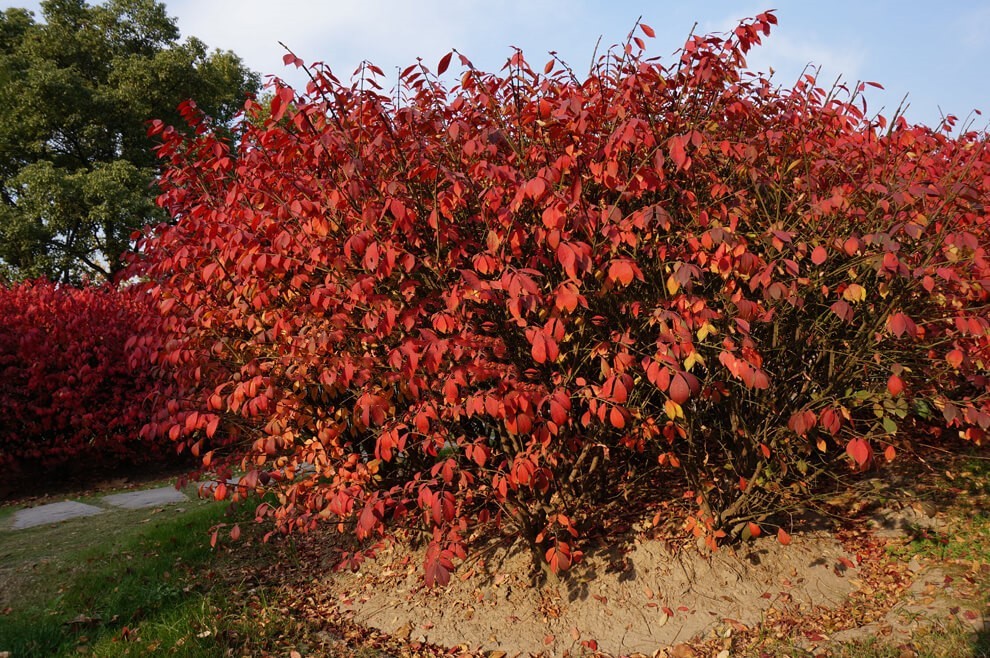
[
  {"left": 882, "top": 252, "right": 900, "bottom": 271},
  {"left": 747, "top": 522, "right": 762, "bottom": 538},
  {"left": 777, "top": 528, "right": 791, "bottom": 545},
  {"left": 788, "top": 410, "right": 816, "bottom": 437},
  {"left": 810, "top": 245, "right": 828, "bottom": 265},
  {"left": 752, "top": 370, "right": 770, "bottom": 390},
  {"left": 846, "top": 438, "right": 871, "bottom": 466},
  {"left": 546, "top": 544, "right": 572, "bottom": 573},
  {"left": 946, "top": 349, "right": 964, "bottom": 369},
  {"left": 544, "top": 317, "right": 566, "bottom": 341},
  {"left": 887, "top": 375, "right": 904, "bottom": 397},
  {"left": 819, "top": 408, "right": 841, "bottom": 435},
  {"left": 887, "top": 312, "right": 915, "bottom": 338},
  {"left": 640, "top": 23, "right": 656, "bottom": 38},
  {"left": 830, "top": 300, "right": 853, "bottom": 322},
  {"left": 437, "top": 52, "right": 453, "bottom": 75},
  {"left": 549, "top": 393, "right": 570, "bottom": 425},
  {"left": 557, "top": 242, "right": 577, "bottom": 277},
  {"left": 357, "top": 502, "right": 378, "bottom": 539},
  {"left": 669, "top": 135, "right": 687, "bottom": 169},
  {"left": 555, "top": 283, "right": 580, "bottom": 313},
  {"left": 526, "top": 177, "right": 547, "bottom": 200},
  {"left": 669, "top": 374, "right": 691, "bottom": 405}
]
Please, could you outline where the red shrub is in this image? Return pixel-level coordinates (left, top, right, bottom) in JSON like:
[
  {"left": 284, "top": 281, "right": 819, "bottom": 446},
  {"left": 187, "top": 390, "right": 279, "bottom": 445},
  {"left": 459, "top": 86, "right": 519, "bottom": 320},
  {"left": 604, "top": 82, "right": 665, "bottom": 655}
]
[
  {"left": 132, "top": 12, "right": 990, "bottom": 583},
  {"left": 0, "top": 280, "right": 164, "bottom": 468}
]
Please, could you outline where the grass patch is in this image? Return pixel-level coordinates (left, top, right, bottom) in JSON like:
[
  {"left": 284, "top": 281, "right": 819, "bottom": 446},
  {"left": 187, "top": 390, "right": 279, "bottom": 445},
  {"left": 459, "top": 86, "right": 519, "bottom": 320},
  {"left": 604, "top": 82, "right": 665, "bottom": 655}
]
[
  {"left": 827, "top": 622, "right": 990, "bottom": 658},
  {"left": 886, "top": 456, "right": 990, "bottom": 564},
  {"left": 0, "top": 480, "right": 310, "bottom": 658}
]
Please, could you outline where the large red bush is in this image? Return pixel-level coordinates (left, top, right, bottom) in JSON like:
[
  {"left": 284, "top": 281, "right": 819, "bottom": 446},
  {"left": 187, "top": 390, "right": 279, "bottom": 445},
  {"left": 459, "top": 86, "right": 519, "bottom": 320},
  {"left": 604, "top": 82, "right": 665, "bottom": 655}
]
[
  {"left": 0, "top": 280, "right": 165, "bottom": 469},
  {"left": 132, "top": 12, "right": 990, "bottom": 583}
]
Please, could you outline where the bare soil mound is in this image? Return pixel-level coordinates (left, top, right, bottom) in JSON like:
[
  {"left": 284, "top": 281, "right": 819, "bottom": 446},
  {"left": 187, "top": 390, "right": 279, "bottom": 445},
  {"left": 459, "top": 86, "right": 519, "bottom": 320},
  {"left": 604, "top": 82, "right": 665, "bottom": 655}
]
[{"left": 328, "top": 530, "right": 858, "bottom": 656}]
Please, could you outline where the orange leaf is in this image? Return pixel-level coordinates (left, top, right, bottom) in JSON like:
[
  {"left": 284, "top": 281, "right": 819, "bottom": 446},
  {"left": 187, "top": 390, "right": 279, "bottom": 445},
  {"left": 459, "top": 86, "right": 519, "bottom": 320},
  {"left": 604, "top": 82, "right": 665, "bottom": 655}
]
[
  {"left": 609, "top": 406, "right": 627, "bottom": 429},
  {"left": 531, "top": 332, "right": 548, "bottom": 364},
  {"left": 546, "top": 545, "right": 572, "bottom": 573},
  {"left": 608, "top": 259, "right": 637, "bottom": 286},
  {"left": 777, "top": 528, "right": 791, "bottom": 545},
  {"left": 842, "top": 283, "right": 866, "bottom": 302}
]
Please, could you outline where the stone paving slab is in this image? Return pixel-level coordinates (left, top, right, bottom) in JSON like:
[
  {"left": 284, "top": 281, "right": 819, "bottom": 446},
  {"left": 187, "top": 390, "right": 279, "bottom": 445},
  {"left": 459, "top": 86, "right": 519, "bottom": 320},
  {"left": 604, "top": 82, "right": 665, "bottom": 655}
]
[
  {"left": 11, "top": 500, "right": 105, "bottom": 530},
  {"left": 101, "top": 486, "right": 188, "bottom": 510}
]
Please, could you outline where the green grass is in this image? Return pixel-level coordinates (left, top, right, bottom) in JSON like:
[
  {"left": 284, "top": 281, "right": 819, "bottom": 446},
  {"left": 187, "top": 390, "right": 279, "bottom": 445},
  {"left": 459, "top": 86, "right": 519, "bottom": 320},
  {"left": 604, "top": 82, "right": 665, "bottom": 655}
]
[
  {"left": 842, "top": 455, "right": 990, "bottom": 658},
  {"left": 737, "top": 453, "right": 990, "bottom": 658},
  {"left": 0, "top": 484, "right": 286, "bottom": 658},
  {"left": 751, "top": 628, "right": 989, "bottom": 658},
  {"left": 886, "top": 457, "right": 990, "bottom": 563}
]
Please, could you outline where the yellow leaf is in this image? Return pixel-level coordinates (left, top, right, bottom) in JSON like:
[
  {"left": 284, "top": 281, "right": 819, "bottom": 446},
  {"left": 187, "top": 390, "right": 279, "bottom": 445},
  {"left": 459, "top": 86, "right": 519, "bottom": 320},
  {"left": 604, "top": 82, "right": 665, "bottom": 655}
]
[
  {"left": 842, "top": 283, "right": 866, "bottom": 303},
  {"left": 684, "top": 351, "right": 705, "bottom": 371},
  {"left": 664, "top": 399, "right": 683, "bottom": 419},
  {"left": 696, "top": 321, "right": 716, "bottom": 341},
  {"left": 666, "top": 275, "right": 680, "bottom": 296}
]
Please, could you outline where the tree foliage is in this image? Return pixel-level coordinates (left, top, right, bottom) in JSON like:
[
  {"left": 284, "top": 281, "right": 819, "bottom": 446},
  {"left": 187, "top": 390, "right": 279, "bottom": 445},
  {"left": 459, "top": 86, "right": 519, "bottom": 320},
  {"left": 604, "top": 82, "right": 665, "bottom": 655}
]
[
  {"left": 0, "top": 0, "right": 259, "bottom": 283},
  {"left": 131, "top": 13, "right": 990, "bottom": 584},
  {"left": 0, "top": 279, "right": 167, "bottom": 468}
]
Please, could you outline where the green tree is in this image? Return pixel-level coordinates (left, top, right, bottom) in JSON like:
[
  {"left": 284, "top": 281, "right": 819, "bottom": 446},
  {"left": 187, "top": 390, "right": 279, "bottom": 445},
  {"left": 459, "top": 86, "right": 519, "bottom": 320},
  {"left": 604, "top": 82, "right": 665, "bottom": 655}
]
[{"left": 0, "top": 0, "right": 259, "bottom": 283}]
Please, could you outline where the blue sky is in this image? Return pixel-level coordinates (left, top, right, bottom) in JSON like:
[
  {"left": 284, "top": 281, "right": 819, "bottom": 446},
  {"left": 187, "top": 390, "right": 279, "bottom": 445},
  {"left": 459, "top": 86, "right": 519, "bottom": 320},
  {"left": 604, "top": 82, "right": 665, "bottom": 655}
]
[{"left": 4, "top": 0, "right": 989, "bottom": 129}]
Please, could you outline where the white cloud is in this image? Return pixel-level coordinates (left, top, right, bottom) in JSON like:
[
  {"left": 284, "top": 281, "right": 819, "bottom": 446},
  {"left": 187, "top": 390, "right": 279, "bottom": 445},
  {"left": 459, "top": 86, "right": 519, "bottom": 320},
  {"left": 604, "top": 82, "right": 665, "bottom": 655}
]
[
  {"left": 168, "top": 0, "right": 588, "bottom": 88},
  {"left": 705, "top": 5, "right": 864, "bottom": 86},
  {"left": 745, "top": 33, "right": 865, "bottom": 85}
]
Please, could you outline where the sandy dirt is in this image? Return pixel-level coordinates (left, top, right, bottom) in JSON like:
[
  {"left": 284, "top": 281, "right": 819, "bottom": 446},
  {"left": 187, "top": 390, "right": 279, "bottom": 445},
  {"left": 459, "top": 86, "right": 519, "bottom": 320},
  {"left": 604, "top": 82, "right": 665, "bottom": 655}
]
[{"left": 328, "top": 530, "right": 859, "bottom": 656}]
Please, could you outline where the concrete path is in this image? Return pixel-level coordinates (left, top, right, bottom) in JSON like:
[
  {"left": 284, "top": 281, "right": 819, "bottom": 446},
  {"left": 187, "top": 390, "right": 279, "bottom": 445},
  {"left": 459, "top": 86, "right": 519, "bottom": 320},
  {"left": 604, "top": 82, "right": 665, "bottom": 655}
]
[
  {"left": 8, "top": 485, "right": 189, "bottom": 530},
  {"left": 102, "top": 487, "right": 188, "bottom": 510},
  {"left": 10, "top": 500, "right": 105, "bottom": 530}
]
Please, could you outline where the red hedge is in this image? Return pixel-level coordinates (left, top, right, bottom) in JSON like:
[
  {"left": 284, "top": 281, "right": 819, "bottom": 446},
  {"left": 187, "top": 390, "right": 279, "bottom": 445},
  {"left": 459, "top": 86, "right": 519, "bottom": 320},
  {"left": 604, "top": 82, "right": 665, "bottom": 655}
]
[
  {"left": 132, "top": 12, "right": 990, "bottom": 584},
  {"left": 0, "top": 280, "right": 164, "bottom": 468}
]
